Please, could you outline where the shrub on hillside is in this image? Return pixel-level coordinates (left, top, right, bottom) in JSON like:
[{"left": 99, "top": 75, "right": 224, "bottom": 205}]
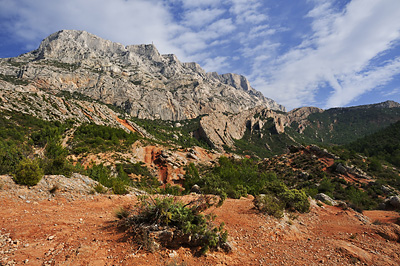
[
  {"left": 279, "top": 189, "right": 310, "bottom": 213},
  {"left": 13, "top": 158, "right": 44, "bottom": 186},
  {"left": 86, "top": 163, "right": 129, "bottom": 195},
  {"left": 117, "top": 195, "right": 228, "bottom": 255},
  {"left": 254, "top": 194, "right": 284, "bottom": 218}
]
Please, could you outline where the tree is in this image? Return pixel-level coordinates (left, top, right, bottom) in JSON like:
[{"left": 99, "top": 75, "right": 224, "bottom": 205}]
[{"left": 13, "top": 158, "right": 44, "bottom": 186}]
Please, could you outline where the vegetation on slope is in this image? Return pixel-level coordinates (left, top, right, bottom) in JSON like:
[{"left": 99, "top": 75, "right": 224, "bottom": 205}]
[
  {"left": 1, "top": 107, "right": 399, "bottom": 213},
  {"left": 183, "top": 157, "right": 310, "bottom": 215},
  {"left": 70, "top": 123, "right": 140, "bottom": 154},
  {"left": 347, "top": 120, "right": 400, "bottom": 168},
  {"left": 130, "top": 116, "right": 211, "bottom": 149},
  {"left": 292, "top": 107, "right": 400, "bottom": 145},
  {"left": 184, "top": 143, "right": 400, "bottom": 213},
  {"left": 0, "top": 111, "right": 153, "bottom": 194}
]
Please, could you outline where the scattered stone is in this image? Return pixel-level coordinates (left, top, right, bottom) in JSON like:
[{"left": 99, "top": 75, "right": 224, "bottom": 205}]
[
  {"left": 354, "top": 214, "right": 370, "bottom": 225},
  {"left": 389, "top": 195, "right": 400, "bottom": 209},
  {"left": 374, "top": 223, "right": 400, "bottom": 242},
  {"left": 190, "top": 184, "right": 201, "bottom": 194},
  {"left": 381, "top": 185, "right": 392, "bottom": 194},
  {"left": 315, "top": 193, "right": 337, "bottom": 206},
  {"left": 168, "top": 250, "right": 177, "bottom": 258},
  {"left": 335, "top": 240, "right": 372, "bottom": 264},
  {"left": 221, "top": 242, "right": 234, "bottom": 253}
]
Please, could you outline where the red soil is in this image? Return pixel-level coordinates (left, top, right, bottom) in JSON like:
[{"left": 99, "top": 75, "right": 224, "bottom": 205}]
[{"left": 1, "top": 191, "right": 400, "bottom": 266}]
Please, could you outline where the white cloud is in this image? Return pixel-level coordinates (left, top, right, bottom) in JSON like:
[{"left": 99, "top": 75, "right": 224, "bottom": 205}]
[
  {"left": 180, "top": 0, "right": 222, "bottom": 9},
  {"left": 326, "top": 57, "right": 400, "bottom": 107},
  {"left": 229, "top": 0, "right": 267, "bottom": 24},
  {"left": 255, "top": 0, "right": 400, "bottom": 109},
  {"left": 182, "top": 8, "right": 225, "bottom": 28},
  {"left": 382, "top": 88, "right": 400, "bottom": 97},
  {"left": 248, "top": 25, "right": 276, "bottom": 40},
  {"left": 208, "top": 18, "right": 236, "bottom": 35},
  {"left": 202, "top": 56, "right": 230, "bottom": 72}
]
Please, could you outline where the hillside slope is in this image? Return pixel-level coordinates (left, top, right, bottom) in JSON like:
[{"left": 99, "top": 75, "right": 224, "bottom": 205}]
[{"left": 348, "top": 120, "right": 400, "bottom": 167}]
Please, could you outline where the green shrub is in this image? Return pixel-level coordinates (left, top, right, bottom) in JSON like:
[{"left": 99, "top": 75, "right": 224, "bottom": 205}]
[
  {"left": 43, "top": 156, "right": 74, "bottom": 177},
  {"left": 279, "top": 189, "right": 310, "bottom": 213},
  {"left": 111, "top": 178, "right": 128, "bottom": 195},
  {"left": 157, "top": 183, "right": 184, "bottom": 195},
  {"left": 13, "top": 158, "right": 44, "bottom": 186},
  {"left": 93, "top": 183, "right": 108, "bottom": 194},
  {"left": 254, "top": 194, "right": 284, "bottom": 218},
  {"left": 184, "top": 157, "right": 267, "bottom": 198},
  {"left": 118, "top": 195, "right": 228, "bottom": 254},
  {"left": 86, "top": 163, "right": 130, "bottom": 195},
  {"left": 70, "top": 123, "right": 139, "bottom": 154}
]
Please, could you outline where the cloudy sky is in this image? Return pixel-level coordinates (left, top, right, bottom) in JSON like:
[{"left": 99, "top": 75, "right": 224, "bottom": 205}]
[{"left": 1, "top": 0, "right": 400, "bottom": 110}]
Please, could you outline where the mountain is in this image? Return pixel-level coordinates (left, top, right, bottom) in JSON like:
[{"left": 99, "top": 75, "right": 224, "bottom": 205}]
[
  {"left": 0, "top": 30, "right": 284, "bottom": 122},
  {"left": 1, "top": 29, "right": 399, "bottom": 156},
  {"left": 288, "top": 101, "right": 400, "bottom": 145},
  {"left": 194, "top": 101, "right": 400, "bottom": 156}
]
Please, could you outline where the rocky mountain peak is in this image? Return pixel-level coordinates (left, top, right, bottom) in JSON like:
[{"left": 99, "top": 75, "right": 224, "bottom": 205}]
[
  {"left": 33, "top": 30, "right": 125, "bottom": 63},
  {"left": 370, "top": 100, "right": 400, "bottom": 108},
  {"left": 2, "top": 30, "right": 286, "bottom": 121}
]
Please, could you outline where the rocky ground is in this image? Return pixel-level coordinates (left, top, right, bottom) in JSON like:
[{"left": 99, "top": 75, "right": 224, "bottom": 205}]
[{"left": 1, "top": 175, "right": 400, "bottom": 266}]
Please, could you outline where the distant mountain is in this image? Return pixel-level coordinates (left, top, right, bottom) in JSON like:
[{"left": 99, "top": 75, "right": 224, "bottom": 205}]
[
  {"left": 198, "top": 101, "right": 400, "bottom": 157},
  {"left": 289, "top": 101, "right": 400, "bottom": 145},
  {"left": 0, "top": 30, "right": 284, "bottom": 121}
]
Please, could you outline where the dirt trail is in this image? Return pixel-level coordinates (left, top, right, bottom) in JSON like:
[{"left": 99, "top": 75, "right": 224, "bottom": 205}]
[{"left": 1, "top": 190, "right": 400, "bottom": 266}]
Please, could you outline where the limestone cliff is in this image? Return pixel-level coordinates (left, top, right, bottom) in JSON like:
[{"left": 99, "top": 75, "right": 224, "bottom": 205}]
[{"left": 0, "top": 30, "right": 285, "bottom": 121}]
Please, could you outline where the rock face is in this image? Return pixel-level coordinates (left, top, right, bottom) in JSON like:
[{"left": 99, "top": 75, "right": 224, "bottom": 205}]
[
  {"left": 197, "top": 106, "right": 292, "bottom": 149},
  {"left": 0, "top": 30, "right": 285, "bottom": 121},
  {"left": 287, "top": 107, "right": 324, "bottom": 133}
]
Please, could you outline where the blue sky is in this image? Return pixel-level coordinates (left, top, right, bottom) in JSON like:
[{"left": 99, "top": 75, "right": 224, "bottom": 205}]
[{"left": 1, "top": 0, "right": 400, "bottom": 110}]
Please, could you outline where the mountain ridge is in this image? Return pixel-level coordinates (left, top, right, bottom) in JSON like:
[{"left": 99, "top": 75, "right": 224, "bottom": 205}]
[{"left": 5, "top": 30, "right": 285, "bottom": 120}]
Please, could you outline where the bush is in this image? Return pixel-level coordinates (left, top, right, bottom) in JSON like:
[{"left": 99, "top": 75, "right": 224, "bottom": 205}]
[
  {"left": 254, "top": 194, "right": 284, "bottom": 218},
  {"left": 279, "top": 189, "right": 310, "bottom": 213},
  {"left": 43, "top": 156, "right": 74, "bottom": 177},
  {"left": 13, "top": 158, "right": 44, "bottom": 186},
  {"left": 70, "top": 123, "right": 140, "bottom": 154},
  {"left": 118, "top": 195, "right": 228, "bottom": 255},
  {"left": 86, "top": 163, "right": 130, "bottom": 195},
  {"left": 93, "top": 183, "right": 108, "bottom": 194}
]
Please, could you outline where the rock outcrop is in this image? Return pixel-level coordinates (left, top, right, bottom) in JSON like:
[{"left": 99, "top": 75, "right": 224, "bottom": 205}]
[
  {"left": 197, "top": 106, "right": 288, "bottom": 149},
  {"left": 287, "top": 107, "right": 324, "bottom": 133}
]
